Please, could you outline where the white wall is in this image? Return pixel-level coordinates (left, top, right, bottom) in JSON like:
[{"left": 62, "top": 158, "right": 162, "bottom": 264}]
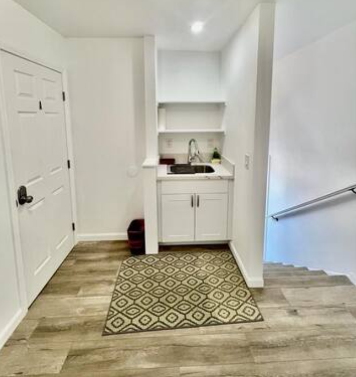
[
  {"left": 143, "top": 36, "right": 159, "bottom": 255},
  {"left": 0, "top": 0, "right": 67, "bottom": 347},
  {"left": 266, "top": 0, "right": 356, "bottom": 284},
  {"left": 159, "top": 132, "right": 223, "bottom": 157},
  {"left": 222, "top": 3, "right": 275, "bottom": 287},
  {"left": 66, "top": 38, "right": 146, "bottom": 240},
  {"left": 0, "top": 0, "right": 66, "bottom": 67},
  {"left": 158, "top": 50, "right": 223, "bottom": 102}
]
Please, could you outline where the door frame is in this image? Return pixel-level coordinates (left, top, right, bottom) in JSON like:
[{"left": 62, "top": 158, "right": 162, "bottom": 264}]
[{"left": 0, "top": 42, "right": 78, "bottom": 321}]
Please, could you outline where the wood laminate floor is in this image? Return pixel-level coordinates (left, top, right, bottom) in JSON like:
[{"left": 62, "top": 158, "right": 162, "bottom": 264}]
[{"left": 1, "top": 241, "right": 356, "bottom": 376}]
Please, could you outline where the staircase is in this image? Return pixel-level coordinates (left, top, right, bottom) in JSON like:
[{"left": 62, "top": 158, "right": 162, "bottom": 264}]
[{"left": 263, "top": 263, "right": 354, "bottom": 288}]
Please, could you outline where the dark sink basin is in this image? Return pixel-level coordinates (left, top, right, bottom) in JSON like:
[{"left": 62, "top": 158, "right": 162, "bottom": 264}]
[
  {"left": 192, "top": 165, "right": 215, "bottom": 173},
  {"left": 168, "top": 164, "right": 215, "bottom": 174}
]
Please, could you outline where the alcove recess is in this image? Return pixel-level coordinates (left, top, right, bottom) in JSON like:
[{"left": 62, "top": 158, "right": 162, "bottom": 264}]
[
  {"left": 157, "top": 50, "right": 226, "bottom": 160},
  {"left": 157, "top": 101, "right": 226, "bottom": 135},
  {"left": 157, "top": 101, "right": 226, "bottom": 162}
]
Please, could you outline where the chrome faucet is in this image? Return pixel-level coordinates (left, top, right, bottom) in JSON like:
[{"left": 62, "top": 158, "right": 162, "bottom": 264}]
[{"left": 188, "top": 139, "right": 203, "bottom": 164}]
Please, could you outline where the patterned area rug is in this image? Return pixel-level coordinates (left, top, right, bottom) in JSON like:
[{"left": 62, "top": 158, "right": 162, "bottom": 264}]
[{"left": 103, "top": 250, "right": 263, "bottom": 335}]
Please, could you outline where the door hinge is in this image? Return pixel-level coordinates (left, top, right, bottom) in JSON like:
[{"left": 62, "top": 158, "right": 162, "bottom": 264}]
[
  {"left": 72, "top": 223, "right": 76, "bottom": 231},
  {"left": 67, "top": 160, "right": 71, "bottom": 169},
  {"left": 39, "top": 100, "right": 42, "bottom": 110},
  {"left": 62, "top": 91, "right": 66, "bottom": 102}
]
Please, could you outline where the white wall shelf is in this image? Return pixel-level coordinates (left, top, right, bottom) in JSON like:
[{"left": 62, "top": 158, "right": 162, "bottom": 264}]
[
  {"left": 158, "top": 129, "right": 226, "bottom": 135},
  {"left": 158, "top": 100, "right": 226, "bottom": 106}
]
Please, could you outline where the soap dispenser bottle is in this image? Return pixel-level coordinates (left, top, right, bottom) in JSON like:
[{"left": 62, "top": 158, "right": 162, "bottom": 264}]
[{"left": 211, "top": 148, "right": 221, "bottom": 164}]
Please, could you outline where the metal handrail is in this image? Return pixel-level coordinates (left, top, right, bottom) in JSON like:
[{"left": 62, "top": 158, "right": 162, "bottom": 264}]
[{"left": 269, "top": 184, "right": 356, "bottom": 221}]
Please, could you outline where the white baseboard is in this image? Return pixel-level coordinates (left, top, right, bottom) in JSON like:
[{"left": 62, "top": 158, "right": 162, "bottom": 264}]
[
  {"left": 77, "top": 233, "right": 128, "bottom": 242},
  {"left": 349, "top": 273, "right": 356, "bottom": 286},
  {"left": 324, "top": 269, "right": 356, "bottom": 286},
  {"left": 229, "top": 241, "right": 264, "bottom": 288},
  {"left": 0, "top": 308, "right": 26, "bottom": 349}
]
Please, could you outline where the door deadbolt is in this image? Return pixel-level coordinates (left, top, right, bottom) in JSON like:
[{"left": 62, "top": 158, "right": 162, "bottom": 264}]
[{"left": 17, "top": 186, "right": 34, "bottom": 205}]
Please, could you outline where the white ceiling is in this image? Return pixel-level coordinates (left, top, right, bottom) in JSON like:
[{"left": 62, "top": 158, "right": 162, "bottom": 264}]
[{"left": 14, "top": 0, "right": 273, "bottom": 51}]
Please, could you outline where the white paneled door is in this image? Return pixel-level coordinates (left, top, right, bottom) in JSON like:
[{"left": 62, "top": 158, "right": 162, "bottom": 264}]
[{"left": 1, "top": 51, "right": 74, "bottom": 305}]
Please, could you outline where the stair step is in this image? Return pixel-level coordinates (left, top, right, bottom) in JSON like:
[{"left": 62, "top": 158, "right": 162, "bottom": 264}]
[
  {"left": 264, "top": 263, "right": 284, "bottom": 267},
  {"left": 264, "top": 265, "right": 309, "bottom": 272},
  {"left": 265, "top": 263, "right": 297, "bottom": 268},
  {"left": 264, "top": 270, "right": 327, "bottom": 277},
  {"left": 264, "top": 275, "right": 352, "bottom": 288}
]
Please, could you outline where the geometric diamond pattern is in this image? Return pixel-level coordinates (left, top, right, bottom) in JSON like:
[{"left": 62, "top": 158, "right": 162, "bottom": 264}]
[{"left": 103, "top": 250, "right": 263, "bottom": 335}]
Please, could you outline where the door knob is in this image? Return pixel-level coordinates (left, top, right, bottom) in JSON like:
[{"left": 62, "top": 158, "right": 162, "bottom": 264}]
[{"left": 17, "top": 186, "right": 33, "bottom": 205}]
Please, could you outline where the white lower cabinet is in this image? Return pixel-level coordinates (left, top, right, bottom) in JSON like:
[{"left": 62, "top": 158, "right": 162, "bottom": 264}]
[
  {"left": 160, "top": 181, "right": 230, "bottom": 243},
  {"left": 195, "top": 193, "right": 228, "bottom": 241},
  {"left": 161, "top": 194, "right": 195, "bottom": 242}
]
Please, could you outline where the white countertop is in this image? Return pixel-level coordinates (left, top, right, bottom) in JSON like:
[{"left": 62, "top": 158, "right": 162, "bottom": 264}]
[{"left": 157, "top": 163, "right": 234, "bottom": 181}]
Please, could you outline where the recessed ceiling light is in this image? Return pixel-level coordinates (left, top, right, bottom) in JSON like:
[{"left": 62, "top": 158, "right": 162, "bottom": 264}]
[{"left": 191, "top": 21, "right": 204, "bottom": 34}]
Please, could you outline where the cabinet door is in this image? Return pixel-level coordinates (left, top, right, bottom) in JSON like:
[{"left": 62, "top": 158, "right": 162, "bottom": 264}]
[
  {"left": 195, "top": 193, "right": 228, "bottom": 241},
  {"left": 161, "top": 194, "right": 195, "bottom": 242}
]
